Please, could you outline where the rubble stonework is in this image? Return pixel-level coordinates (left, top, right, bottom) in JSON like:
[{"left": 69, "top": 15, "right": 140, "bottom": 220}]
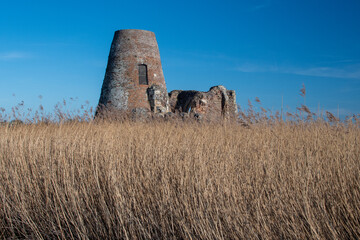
[
  {"left": 96, "top": 29, "right": 237, "bottom": 121},
  {"left": 169, "top": 86, "right": 237, "bottom": 121}
]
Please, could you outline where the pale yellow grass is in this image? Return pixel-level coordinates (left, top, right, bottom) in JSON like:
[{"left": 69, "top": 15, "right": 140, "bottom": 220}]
[{"left": 0, "top": 121, "right": 359, "bottom": 239}]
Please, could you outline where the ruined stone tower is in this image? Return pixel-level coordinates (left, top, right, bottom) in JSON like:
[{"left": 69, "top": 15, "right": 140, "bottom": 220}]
[
  {"left": 96, "top": 29, "right": 169, "bottom": 117},
  {"left": 97, "top": 29, "right": 237, "bottom": 121}
]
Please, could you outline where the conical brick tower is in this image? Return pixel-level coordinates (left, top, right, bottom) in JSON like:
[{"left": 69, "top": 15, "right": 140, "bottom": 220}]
[{"left": 96, "top": 29, "right": 169, "bottom": 118}]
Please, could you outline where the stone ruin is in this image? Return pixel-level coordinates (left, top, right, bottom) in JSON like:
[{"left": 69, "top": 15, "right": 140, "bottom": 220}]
[
  {"left": 96, "top": 29, "right": 237, "bottom": 121},
  {"left": 169, "top": 86, "right": 237, "bottom": 121}
]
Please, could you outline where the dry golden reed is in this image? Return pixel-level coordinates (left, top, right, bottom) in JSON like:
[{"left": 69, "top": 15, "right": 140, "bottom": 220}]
[{"left": 0, "top": 120, "right": 359, "bottom": 239}]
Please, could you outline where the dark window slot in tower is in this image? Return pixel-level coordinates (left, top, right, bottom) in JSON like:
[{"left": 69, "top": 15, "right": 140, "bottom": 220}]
[{"left": 139, "top": 64, "right": 148, "bottom": 85}]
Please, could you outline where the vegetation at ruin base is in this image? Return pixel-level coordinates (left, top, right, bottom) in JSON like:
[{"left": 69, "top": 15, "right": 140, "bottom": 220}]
[{"left": 0, "top": 107, "right": 360, "bottom": 239}]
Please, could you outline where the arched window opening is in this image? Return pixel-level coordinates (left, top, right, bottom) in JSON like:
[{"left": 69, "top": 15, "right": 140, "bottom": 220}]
[{"left": 138, "top": 64, "right": 148, "bottom": 85}]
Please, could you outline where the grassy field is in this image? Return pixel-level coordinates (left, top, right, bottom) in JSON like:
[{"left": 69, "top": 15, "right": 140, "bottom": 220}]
[{"left": 0, "top": 118, "right": 359, "bottom": 239}]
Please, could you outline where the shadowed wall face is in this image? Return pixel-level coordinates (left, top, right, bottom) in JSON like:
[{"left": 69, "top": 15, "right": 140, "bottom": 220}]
[
  {"left": 169, "top": 86, "right": 237, "bottom": 121},
  {"left": 97, "top": 29, "right": 168, "bottom": 115}
]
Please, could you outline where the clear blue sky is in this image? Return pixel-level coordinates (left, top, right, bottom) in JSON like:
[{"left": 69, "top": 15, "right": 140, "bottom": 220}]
[{"left": 1, "top": 0, "right": 360, "bottom": 118}]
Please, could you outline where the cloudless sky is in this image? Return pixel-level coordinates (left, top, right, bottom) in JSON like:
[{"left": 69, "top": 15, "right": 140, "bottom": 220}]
[{"left": 1, "top": 0, "right": 360, "bottom": 118}]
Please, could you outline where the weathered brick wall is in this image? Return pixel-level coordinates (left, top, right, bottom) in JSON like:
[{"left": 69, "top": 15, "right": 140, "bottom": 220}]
[
  {"left": 97, "top": 29, "right": 168, "bottom": 116},
  {"left": 226, "top": 90, "right": 237, "bottom": 119},
  {"left": 169, "top": 85, "right": 237, "bottom": 121},
  {"left": 96, "top": 29, "right": 237, "bottom": 121}
]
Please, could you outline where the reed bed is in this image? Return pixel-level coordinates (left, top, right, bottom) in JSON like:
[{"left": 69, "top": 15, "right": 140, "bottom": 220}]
[{"left": 0, "top": 117, "right": 359, "bottom": 239}]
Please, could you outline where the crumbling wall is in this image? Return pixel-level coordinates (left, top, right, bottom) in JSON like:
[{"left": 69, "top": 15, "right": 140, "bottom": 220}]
[
  {"left": 147, "top": 85, "right": 169, "bottom": 114},
  {"left": 169, "top": 85, "right": 237, "bottom": 121}
]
